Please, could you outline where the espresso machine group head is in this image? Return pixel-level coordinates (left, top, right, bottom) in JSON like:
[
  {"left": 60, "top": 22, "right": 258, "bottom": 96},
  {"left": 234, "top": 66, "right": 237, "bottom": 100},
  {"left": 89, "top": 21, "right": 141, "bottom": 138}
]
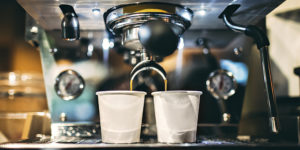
[{"left": 104, "top": 2, "right": 193, "bottom": 82}]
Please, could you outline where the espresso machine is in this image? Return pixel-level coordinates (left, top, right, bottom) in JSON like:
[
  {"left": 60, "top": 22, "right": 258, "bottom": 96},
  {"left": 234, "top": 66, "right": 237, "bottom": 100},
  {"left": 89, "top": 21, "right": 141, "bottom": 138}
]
[{"left": 15, "top": 0, "right": 285, "bottom": 143}]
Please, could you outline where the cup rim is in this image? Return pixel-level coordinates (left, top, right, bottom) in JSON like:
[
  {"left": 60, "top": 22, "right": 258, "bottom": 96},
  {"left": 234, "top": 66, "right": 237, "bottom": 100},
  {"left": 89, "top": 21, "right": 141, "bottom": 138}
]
[
  {"left": 96, "top": 90, "right": 147, "bottom": 96},
  {"left": 151, "top": 90, "right": 202, "bottom": 96}
]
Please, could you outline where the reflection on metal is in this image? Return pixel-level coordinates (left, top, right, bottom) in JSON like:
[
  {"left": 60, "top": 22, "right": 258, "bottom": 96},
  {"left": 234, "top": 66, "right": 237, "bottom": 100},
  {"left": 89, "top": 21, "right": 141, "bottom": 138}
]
[
  {"left": 196, "top": 38, "right": 210, "bottom": 54},
  {"left": 55, "top": 70, "right": 85, "bottom": 101},
  {"left": 131, "top": 66, "right": 167, "bottom": 82},
  {"left": 222, "top": 14, "right": 246, "bottom": 32},
  {"left": 233, "top": 47, "right": 243, "bottom": 56},
  {"left": 60, "top": 4, "right": 80, "bottom": 41},
  {"left": 92, "top": 8, "right": 101, "bottom": 16},
  {"left": 51, "top": 123, "right": 100, "bottom": 141},
  {"left": 60, "top": 112, "right": 67, "bottom": 122},
  {"left": 104, "top": 2, "right": 192, "bottom": 64},
  {"left": 223, "top": 113, "right": 231, "bottom": 123},
  {"left": 101, "top": 36, "right": 111, "bottom": 67},
  {"left": 260, "top": 46, "right": 280, "bottom": 134},
  {"left": 176, "top": 37, "right": 184, "bottom": 80},
  {"left": 220, "top": 59, "right": 248, "bottom": 86},
  {"left": 130, "top": 60, "right": 167, "bottom": 91},
  {"left": 270, "top": 116, "right": 279, "bottom": 134},
  {"left": 25, "top": 14, "right": 40, "bottom": 48},
  {"left": 49, "top": 48, "right": 58, "bottom": 54},
  {"left": 206, "top": 69, "right": 237, "bottom": 100}
]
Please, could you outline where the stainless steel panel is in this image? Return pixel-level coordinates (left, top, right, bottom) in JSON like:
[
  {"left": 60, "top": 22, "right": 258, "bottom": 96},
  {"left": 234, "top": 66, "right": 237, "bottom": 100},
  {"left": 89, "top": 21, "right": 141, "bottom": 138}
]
[{"left": 17, "top": 0, "right": 284, "bottom": 30}]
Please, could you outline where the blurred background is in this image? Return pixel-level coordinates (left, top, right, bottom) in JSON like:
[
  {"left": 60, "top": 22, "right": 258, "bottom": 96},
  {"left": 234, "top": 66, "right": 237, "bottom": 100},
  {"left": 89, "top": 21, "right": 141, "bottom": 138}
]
[{"left": 0, "top": 0, "right": 46, "bottom": 142}]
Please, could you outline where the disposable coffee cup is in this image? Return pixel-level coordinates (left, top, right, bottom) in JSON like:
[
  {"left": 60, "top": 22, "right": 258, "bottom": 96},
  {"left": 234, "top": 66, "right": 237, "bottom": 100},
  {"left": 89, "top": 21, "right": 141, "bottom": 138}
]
[
  {"left": 152, "top": 91, "right": 202, "bottom": 143},
  {"left": 96, "top": 91, "right": 146, "bottom": 143}
]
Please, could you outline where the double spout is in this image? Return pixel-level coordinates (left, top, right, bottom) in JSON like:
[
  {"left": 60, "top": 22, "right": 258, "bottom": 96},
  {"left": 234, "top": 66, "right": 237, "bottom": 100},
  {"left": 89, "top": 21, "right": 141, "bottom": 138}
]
[{"left": 130, "top": 60, "right": 167, "bottom": 91}]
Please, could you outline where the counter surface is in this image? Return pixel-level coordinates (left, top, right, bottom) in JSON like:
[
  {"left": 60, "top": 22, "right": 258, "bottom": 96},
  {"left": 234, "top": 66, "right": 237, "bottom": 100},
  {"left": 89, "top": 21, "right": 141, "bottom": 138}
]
[{"left": 1, "top": 137, "right": 299, "bottom": 150}]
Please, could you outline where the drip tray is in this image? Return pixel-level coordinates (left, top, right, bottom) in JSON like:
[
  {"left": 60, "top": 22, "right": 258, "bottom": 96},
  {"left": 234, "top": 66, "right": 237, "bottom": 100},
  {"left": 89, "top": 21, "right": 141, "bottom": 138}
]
[{"left": 1, "top": 136, "right": 300, "bottom": 149}]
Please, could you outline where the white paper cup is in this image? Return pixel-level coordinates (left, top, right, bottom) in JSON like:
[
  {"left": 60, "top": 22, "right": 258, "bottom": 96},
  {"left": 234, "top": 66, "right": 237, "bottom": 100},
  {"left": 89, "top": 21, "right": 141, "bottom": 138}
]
[
  {"left": 152, "top": 91, "right": 202, "bottom": 143},
  {"left": 96, "top": 91, "right": 146, "bottom": 143}
]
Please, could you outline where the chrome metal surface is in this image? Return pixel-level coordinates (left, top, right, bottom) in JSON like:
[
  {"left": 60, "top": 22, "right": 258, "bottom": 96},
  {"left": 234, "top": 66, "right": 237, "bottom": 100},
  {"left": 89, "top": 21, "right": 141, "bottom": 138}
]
[
  {"left": 37, "top": 28, "right": 102, "bottom": 137},
  {"left": 206, "top": 69, "right": 237, "bottom": 100},
  {"left": 270, "top": 117, "right": 279, "bottom": 134},
  {"left": 122, "top": 27, "right": 142, "bottom": 51},
  {"left": 131, "top": 60, "right": 166, "bottom": 78},
  {"left": 17, "top": 0, "right": 284, "bottom": 30},
  {"left": 131, "top": 67, "right": 167, "bottom": 81},
  {"left": 104, "top": 2, "right": 193, "bottom": 24},
  {"left": 51, "top": 123, "right": 100, "bottom": 141},
  {"left": 131, "top": 60, "right": 164, "bottom": 76},
  {"left": 140, "top": 49, "right": 149, "bottom": 61},
  {"left": 61, "top": 12, "right": 80, "bottom": 41},
  {"left": 54, "top": 70, "right": 85, "bottom": 101},
  {"left": 259, "top": 46, "right": 280, "bottom": 134},
  {"left": 217, "top": 100, "right": 231, "bottom": 124},
  {"left": 130, "top": 60, "right": 167, "bottom": 91},
  {"left": 223, "top": 113, "right": 231, "bottom": 123},
  {"left": 105, "top": 3, "right": 192, "bottom": 52},
  {"left": 60, "top": 112, "right": 67, "bottom": 122},
  {"left": 222, "top": 15, "right": 246, "bottom": 32},
  {"left": 104, "top": 3, "right": 192, "bottom": 34}
]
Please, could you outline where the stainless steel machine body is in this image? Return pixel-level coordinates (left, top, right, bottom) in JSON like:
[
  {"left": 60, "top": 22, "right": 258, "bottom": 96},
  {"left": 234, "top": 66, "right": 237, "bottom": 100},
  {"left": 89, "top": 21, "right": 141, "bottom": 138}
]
[
  {"left": 36, "top": 30, "right": 104, "bottom": 140},
  {"left": 17, "top": 0, "right": 285, "bottom": 142}
]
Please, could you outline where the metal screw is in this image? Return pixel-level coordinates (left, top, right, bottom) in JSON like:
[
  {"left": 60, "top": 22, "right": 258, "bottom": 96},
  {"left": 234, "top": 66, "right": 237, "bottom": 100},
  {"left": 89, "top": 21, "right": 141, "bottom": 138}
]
[
  {"left": 30, "top": 26, "right": 39, "bottom": 34},
  {"left": 223, "top": 113, "right": 231, "bottom": 123},
  {"left": 49, "top": 48, "right": 58, "bottom": 54},
  {"left": 233, "top": 47, "right": 243, "bottom": 56},
  {"left": 131, "top": 57, "right": 137, "bottom": 65},
  {"left": 203, "top": 48, "right": 209, "bottom": 54},
  {"left": 92, "top": 8, "right": 101, "bottom": 16},
  {"left": 60, "top": 112, "right": 67, "bottom": 122}
]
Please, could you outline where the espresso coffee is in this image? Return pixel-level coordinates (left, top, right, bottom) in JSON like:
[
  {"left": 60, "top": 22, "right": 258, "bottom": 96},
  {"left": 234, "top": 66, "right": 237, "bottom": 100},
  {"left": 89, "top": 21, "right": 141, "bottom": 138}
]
[{"left": 130, "top": 79, "right": 167, "bottom": 91}]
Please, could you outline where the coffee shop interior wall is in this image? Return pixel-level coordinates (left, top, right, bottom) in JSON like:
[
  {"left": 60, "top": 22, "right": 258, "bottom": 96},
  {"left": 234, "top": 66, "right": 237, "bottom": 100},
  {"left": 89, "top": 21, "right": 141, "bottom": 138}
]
[
  {"left": 0, "top": 0, "right": 42, "bottom": 73},
  {"left": 267, "top": 0, "right": 300, "bottom": 97}
]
